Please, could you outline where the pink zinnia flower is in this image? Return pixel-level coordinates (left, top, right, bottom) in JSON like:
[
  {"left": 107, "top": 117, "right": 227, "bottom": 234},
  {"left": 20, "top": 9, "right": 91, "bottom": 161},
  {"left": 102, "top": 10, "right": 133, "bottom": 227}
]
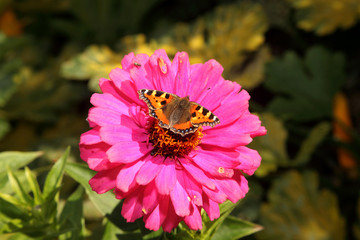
[{"left": 79, "top": 50, "right": 266, "bottom": 232}]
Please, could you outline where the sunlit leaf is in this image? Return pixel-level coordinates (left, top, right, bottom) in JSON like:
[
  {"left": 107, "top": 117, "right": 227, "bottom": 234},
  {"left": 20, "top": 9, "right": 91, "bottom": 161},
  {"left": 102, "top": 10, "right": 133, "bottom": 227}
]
[
  {"left": 7, "top": 169, "right": 32, "bottom": 206},
  {"left": 232, "top": 47, "right": 271, "bottom": 90},
  {"left": 287, "top": 0, "right": 360, "bottom": 35},
  {"left": 265, "top": 46, "right": 345, "bottom": 121},
  {"left": 61, "top": 45, "right": 122, "bottom": 92},
  {"left": 43, "top": 146, "right": 69, "bottom": 198},
  {"left": 120, "top": 1, "right": 269, "bottom": 87},
  {"left": 0, "top": 151, "right": 42, "bottom": 173},
  {"left": 24, "top": 167, "right": 43, "bottom": 206},
  {"left": 257, "top": 171, "right": 346, "bottom": 240}
]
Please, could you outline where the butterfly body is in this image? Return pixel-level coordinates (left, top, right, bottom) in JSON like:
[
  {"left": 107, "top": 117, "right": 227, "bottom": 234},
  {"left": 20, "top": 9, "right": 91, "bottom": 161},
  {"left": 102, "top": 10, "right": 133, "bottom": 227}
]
[{"left": 138, "top": 89, "right": 220, "bottom": 136}]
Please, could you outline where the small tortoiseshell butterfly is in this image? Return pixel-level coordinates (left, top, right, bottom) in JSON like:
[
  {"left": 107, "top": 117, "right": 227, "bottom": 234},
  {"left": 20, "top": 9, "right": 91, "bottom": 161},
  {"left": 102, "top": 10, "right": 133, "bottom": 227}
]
[{"left": 138, "top": 89, "right": 220, "bottom": 136}]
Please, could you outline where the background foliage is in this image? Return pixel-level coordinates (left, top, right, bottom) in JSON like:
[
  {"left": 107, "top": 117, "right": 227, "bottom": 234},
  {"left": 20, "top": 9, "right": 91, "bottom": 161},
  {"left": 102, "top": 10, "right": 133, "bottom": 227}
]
[{"left": 1, "top": 0, "right": 360, "bottom": 239}]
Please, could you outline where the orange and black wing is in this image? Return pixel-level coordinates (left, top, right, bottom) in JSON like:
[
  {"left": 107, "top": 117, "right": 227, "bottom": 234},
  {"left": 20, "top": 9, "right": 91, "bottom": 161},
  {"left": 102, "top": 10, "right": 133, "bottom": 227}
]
[
  {"left": 138, "top": 89, "right": 176, "bottom": 109},
  {"left": 190, "top": 103, "right": 220, "bottom": 128},
  {"left": 138, "top": 89, "right": 177, "bottom": 127},
  {"left": 170, "top": 111, "right": 197, "bottom": 136}
]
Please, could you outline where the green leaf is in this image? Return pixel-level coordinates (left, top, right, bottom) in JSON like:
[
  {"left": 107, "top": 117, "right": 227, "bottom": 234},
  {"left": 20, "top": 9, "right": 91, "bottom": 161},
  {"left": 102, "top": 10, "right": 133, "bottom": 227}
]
[
  {"left": 257, "top": 171, "right": 346, "bottom": 240},
  {"left": 24, "top": 167, "right": 43, "bottom": 206},
  {"left": 291, "top": 121, "right": 331, "bottom": 166},
  {"left": 59, "top": 186, "right": 85, "bottom": 240},
  {"left": 0, "top": 170, "right": 30, "bottom": 194},
  {"left": 265, "top": 46, "right": 345, "bottom": 121},
  {"left": 211, "top": 216, "right": 263, "bottom": 240},
  {"left": 43, "top": 147, "right": 70, "bottom": 198},
  {"left": 0, "top": 197, "right": 30, "bottom": 221},
  {"left": 0, "top": 151, "right": 42, "bottom": 174},
  {"left": 60, "top": 45, "right": 122, "bottom": 92},
  {"left": 200, "top": 201, "right": 240, "bottom": 240},
  {"left": 7, "top": 169, "right": 33, "bottom": 206},
  {"left": 0, "top": 118, "right": 10, "bottom": 140},
  {"left": 64, "top": 162, "right": 119, "bottom": 216},
  {"left": 102, "top": 221, "right": 127, "bottom": 240},
  {"left": 0, "top": 60, "right": 22, "bottom": 107}
]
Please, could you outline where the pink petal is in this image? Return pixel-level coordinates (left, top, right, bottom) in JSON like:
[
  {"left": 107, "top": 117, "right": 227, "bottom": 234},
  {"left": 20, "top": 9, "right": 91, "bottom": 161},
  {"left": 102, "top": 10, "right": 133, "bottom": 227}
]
[
  {"left": 184, "top": 203, "right": 202, "bottom": 230},
  {"left": 107, "top": 142, "right": 150, "bottom": 164},
  {"left": 128, "top": 105, "right": 148, "bottom": 128},
  {"left": 147, "top": 50, "right": 175, "bottom": 93},
  {"left": 172, "top": 52, "right": 191, "bottom": 97},
  {"left": 192, "top": 150, "right": 239, "bottom": 178},
  {"left": 100, "top": 125, "right": 147, "bottom": 145},
  {"left": 88, "top": 107, "right": 121, "bottom": 126},
  {"left": 236, "top": 146, "right": 261, "bottom": 175},
  {"left": 80, "top": 142, "right": 115, "bottom": 171},
  {"left": 203, "top": 194, "right": 220, "bottom": 221},
  {"left": 142, "top": 181, "right": 159, "bottom": 215},
  {"left": 214, "top": 171, "right": 248, "bottom": 203},
  {"left": 201, "top": 131, "right": 253, "bottom": 148},
  {"left": 89, "top": 168, "right": 119, "bottom": 194},
  {"left": 120, "top": 52, "right": 135, "bottom": 70},
  {"left": 212, "top": 92, "right": 250, "bottom": 127},
  {"left": 136, "top": 156, "right": 163, "bottom": 185},
  {"left": 144, "top": 196, "right": 169, "bottom": 231},
  {"left": 121, "top": 189, "right": 144, "bottom": 222},
  {"left": 90, "top": 93, "right": 129, "bottom": 115},
  {"left": 116, "top": 160, "right": 145, "bottom": 192},
  {"left": 80, "top": 128, "right": 101, "bottom": 145},
  {"left": 109, "top": 68, "right": 131, "bottom": 87},
  {"left": 181, "top": 160, "right": 216, "bottom": 190},
  {"left": 180, "top": 171, "right": 203, "bottom": 207},
  {"left": 188, "top": 60, "right": 223, "bottom": 102},
  {"left": 99, "top": 78, "right": 119, "bottom": 97},
  {"left": 108, "top": 68, "right": 144, "bottom": 105},
  {"left": 170, "top": 180, "right": 191, "bottom": 217},
  {"left": 251, "top": 125, "right": 267, "bottom": 137},
  {"left": 162, "top": 201, "right": 183, "bottom": 232},
  {"left": 155, "top": 159, "right": 176, "bottom": 195},
  {"left": 229, "top": 113, "right": 262, "bottom": 134},
  {"left": 198, "top": 79, "right": 240, "bottom": 111},
  {"left": 202, "top": 185, "right": 227, "bottom": 203}
]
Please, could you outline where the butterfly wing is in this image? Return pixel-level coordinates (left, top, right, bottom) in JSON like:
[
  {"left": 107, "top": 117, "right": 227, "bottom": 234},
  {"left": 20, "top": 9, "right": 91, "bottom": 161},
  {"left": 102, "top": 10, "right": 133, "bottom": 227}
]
[
  {"left": 138, "top": 89, "right": 177, "bottom": 127},
  {"left": 190, "top": 102, "right": 220, "bottom": 128},
  {"left": 170, "top": 110, "right": 197, "bottom": 136}
]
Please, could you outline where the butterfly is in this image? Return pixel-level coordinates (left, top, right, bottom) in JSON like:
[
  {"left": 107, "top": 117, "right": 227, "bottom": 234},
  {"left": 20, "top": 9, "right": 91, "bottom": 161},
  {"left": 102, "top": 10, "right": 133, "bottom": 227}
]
[{"left": 138, "top": 89, "right": 220, "bottom": 136}]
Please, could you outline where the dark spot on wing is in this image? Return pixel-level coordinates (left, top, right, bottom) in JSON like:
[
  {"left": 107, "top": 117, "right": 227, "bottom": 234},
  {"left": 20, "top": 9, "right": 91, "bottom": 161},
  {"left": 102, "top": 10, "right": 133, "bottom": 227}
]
[
  {"left": 160, "top": 100, "right": 167, "bottom": 105},
  {"left": 155, "top": 91, "right": 163, "bottom": 97},
  {"left": 165, "top": 93, "right": 170, "bottom": 99},
  {"left": 191, "top": 112, "right": 196, "bottom": 118},
  {"left": 147, "top": 90, "right": 153, "bottom": 95},
  {"left": 209, "top": 113, "right": 214, "bottom": 120},
  {"left": 202, "top": 108, "right": 209, "bottom": 115},
  {"left": 195, "top": 105, "right": 201, "bottom": 111}
]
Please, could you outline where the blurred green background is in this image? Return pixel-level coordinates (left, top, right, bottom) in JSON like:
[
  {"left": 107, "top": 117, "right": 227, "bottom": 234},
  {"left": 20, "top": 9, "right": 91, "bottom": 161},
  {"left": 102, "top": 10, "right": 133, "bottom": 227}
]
[{"left": 1, "top": 0, "right": 360, "bottom": 239}]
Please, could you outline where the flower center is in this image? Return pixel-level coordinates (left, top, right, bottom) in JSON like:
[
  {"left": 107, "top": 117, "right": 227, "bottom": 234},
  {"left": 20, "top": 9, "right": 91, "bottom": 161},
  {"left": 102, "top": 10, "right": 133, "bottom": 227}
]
[{"left": 147, "top": 119, "right": 203, "bottom": 159}]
